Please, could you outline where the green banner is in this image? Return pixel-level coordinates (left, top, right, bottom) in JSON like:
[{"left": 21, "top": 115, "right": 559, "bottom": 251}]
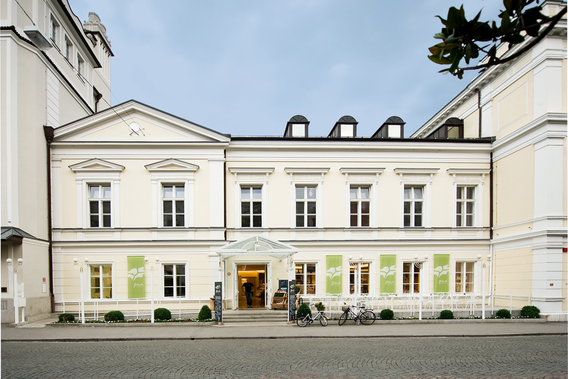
[
  {"left": 380, "top": 255, "right": 396, "bottom": 294},
  {"left": 326, "top": 255, "right": 343, "bottom": 295},
  {"left": 127, "top": 256, "right": 146, "bottom": 298},
  {"left": 433, "top": 254, "right": 450, "bottom": 293}
]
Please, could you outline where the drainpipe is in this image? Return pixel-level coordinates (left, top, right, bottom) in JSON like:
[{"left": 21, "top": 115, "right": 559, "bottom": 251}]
[
  {"left": 43, "top": 126, "right": 55, "bottom": 314},
  {"left": 489, "top": 152, "right": 494, "bottom": 240},
  {"left": 476, "top": 88, "right": 482, "bottom": 138}
]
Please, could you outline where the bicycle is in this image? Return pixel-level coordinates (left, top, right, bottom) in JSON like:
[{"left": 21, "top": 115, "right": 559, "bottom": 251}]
[
  {"left": 296, "top": 308, "right": 329, "bottom": 327},
  {"left": 338, "top": 302, "right": 376, "bottom": 326}
]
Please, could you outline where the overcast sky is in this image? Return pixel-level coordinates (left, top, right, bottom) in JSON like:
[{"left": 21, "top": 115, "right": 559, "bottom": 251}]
[{"left": 69, "top": 0, "right": 504, "bottom": 137}]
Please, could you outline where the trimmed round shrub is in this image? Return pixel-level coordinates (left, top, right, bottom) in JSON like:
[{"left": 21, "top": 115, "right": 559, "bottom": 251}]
[
  {"left": 104, "top": 310, "right": 125, "bottom": 322},
  {"left": 154, "top": 307, "right": 171, "bottom": 321},
  {"left": 58, "top": 313, "right": 75, "bottom": 323},
  {"left": 496, "top": 308, "right": 511, "bottom": 319},
  {"left": 198, "top": 305, "right": 212, "bottom": 321},
  {"left": 439, "top": 309, "right": 454, "bottom": 319},
  {"left": 296, "top": 303, "right": 311, "bottom": 318},
  {"left": 521, "top": 305, "right": 540, "bottom": 318},
  {"left": 380, "top": 309, "right": 394, "bottom": 320}
]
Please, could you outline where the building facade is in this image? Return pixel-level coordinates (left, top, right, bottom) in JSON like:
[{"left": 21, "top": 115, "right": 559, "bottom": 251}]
[
  {"left": 2, "top": 0, "right": 566, "bottom": 323},
  {"left": 1, "top": 0, "right": 112, "bottom": 322}
]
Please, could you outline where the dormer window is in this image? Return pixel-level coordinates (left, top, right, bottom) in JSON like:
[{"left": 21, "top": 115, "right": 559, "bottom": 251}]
[
  {"left": 372, "top": 116, "right": 405, "bottom": 139},
  {"left": 284, "top": 115, "right": 309, "bottom": 138},
  {"left": 328, "top": 116, "right": 357, "bottom": 138},
  {"left": 426, "top": 117, "right": 464, "bottom": 139}
]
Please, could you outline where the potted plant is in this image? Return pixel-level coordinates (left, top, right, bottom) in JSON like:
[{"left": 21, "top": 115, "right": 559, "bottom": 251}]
[{"left": 314, "top": 302, "right": 325, "bottom": 312}]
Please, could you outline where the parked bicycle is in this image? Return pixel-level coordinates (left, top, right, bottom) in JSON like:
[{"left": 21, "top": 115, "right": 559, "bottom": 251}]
[
  {"left": 338, "top": 302, "right": 376, "bottom": 326},
  {"left": 296, "top": 308, "right": 329, "bottom": 327}
]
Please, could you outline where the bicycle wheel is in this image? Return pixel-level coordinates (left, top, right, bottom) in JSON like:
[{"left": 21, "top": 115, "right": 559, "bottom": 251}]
[
  {"left": 338, "top": 312, "right": 348, "bottom": 326},
  {"left": 360, "top": 311, "right": 376, "bottom": 325},
  {"left": 319, "top": 315, "right": 328, "bottom": 327},
  {"left": 297, "top": 315, "right": 309, "bottom": 327}
]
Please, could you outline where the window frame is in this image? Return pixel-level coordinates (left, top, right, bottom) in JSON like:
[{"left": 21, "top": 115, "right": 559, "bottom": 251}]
[
  {"left": 162, "top": 184, "right": 185, "bottom": 228},
  {"left": 394, "top": 168, "right": 438, "bottom": 228},
  {"left": 402, "top": 261, "right": 422, "bottom": 294},
  {"left": 403, "top": 185, "right": 424, "bottom": 227},
  {"left": 456, "top": 186, "right": 476, "bottom": 227},
  {"left": 295, "top": 184, "right": 317, "bottom": 228},
  {"left": 162, "top": 262, "right": 188, "bottom": 299},
  {"left": 88, "top": 184, "right": 112, "bottom": 228},
  {"left": 285, "top": 168, "right": 329, "bottom": 229},
  {"left": 447, "top": 169, "right": 489, "bottom": 228},
  {"left": 64, "top": 35, "right": 73, "bottom": 63},
  {"left": 295, "top": 262, "right": 317, "bottom": 295},
  {"left": 349, "top": 261, "right": 371, "bottom": 295},
  {"left": 77, "top": 53, "right": 85, "bottom": 78},
  {"left": 240, "top": 186, "right": 263, "bottom": 228},
  {"left": 88, "top": 263, "right": 114, "bottom": 300},
  {"left": 50, "top": 15, "right": 60, "bottom": 47},
  {"left": 228, "top": 168, "right": 274, "bottom": 229},
  {"left": 349, "top": 185, "right": 371, "bottom": 227},
  {"left": 340, "top": 168, "right": 384, "bottom": 229}
]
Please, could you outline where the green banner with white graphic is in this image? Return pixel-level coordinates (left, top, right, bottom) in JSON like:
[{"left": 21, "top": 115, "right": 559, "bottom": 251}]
[
  {"left": 127, "top": 256, "right": 146, "bottom": 298},
  {"left": 380, "top": 255, "right": 396, "bottom": 294},
  {"left": 326, "top": 255, "right": 343, "bottom": 295},
  {"left": 433, "top": 254, "right": 450, "bottom": 293}
]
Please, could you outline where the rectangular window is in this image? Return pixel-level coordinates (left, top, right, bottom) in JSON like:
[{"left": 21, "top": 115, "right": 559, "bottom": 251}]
[
  {"left": 350, "top": 186, "right": 370, "bottom": 227},
  {"left": 241, "top": 186, "right": 262, "bottom": 227},
  {"left": 163, "top": 184, "right": 184, "bottom": 227},
  {"left": 402, "top": 262, "right": 421, "bottom": 293},
  {"left": 295, "top": 263, "right": 316, "bottom": 295},
  {"left": 50, "top": 16, "right": 59, "bottom": 46},
  {"left": 64, "top": 36, "right": 73, "bottom": 61},
  {"left": 163, "top": 264, "right": 186, "bottom": 298},
  {"left": 77, "top": 53, "right": 84, "bottom": 77},
  {"left": 456, "top": 186, "right": 475, "bottom": 227},
  {"left": 89, "top": 184, "right": 111, "bottom": 227},
  {"left": 90, "top": 264, "right": 112, "bottom": 299},
  {"left": 349, "top": 262, "right": 370, "bottom": 294},
  {"left": 455, "top": 261, "right": 474, "bottom": 293},
  {"left": 296, "top": 185, "right": 316, "bottom": 227},
  {"left": 404, "top": 186, "right": 423, "bottom": 227}
]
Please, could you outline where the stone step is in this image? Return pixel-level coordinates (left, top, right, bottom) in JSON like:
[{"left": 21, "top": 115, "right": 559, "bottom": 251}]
[{"left": 222, "top": 310, "right": 288, "bottom": 323}]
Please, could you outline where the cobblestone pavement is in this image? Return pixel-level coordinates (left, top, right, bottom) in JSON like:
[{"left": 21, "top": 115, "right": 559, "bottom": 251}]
[{"left": 2, "top": 335, "right": 567, "bottom": 379}]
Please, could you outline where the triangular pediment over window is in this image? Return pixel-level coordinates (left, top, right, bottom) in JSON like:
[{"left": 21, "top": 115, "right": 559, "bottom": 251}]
[
  {"left": 145, "top": 159, "right": 199, "bottom": 172},
  {"left": 53, "top": 100, "right": 230, "bottom": 144},
  {"left": 69, "top": 158, "right": 125, "bottom": 172},
  {"left": 217, "top": 235, "right": 298, "bottom": 260}
]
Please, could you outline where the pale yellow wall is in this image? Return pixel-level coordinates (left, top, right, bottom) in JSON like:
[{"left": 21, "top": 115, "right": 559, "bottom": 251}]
[
  {"left": 463, "top": 108, "right": 479, "bottom": 138},
  {"left": 493, "top": 71, "right": 534, "bottom": 140},
  {"left": 493, "top": 145, "right": 535, "bottom": 228},
  {"left": 564, "top": 138, "right": 567, "bottom": 217},
  {"left": 563, "top": 59, "right": 567, "bottom": 114},
  {"left": 492, "top": 248, "right": 533, "bottom": 308}
]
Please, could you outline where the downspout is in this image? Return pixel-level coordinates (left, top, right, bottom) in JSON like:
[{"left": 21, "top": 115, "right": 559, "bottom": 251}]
[
  {"left": 43, "top": 126, "right": 55, "bottom": 314},
  {"left": 476, "top": 88, "right": 482, "bottom": 138},
  {"left": 223, "top": 149, "right": 227, "bottom": 242}
]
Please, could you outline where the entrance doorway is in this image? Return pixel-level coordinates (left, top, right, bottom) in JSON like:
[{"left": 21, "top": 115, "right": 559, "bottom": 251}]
[{"left": 237, "top": 264, "right": 266, "bottom": 309}]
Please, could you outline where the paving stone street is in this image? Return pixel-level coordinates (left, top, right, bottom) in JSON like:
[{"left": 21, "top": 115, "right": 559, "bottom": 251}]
[{"left": 2, "top": 335, "right": 567, "bottom": 379}]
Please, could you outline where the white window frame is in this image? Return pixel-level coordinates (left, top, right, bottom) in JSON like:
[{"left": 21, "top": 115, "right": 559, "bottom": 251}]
[
  {"left": 349, "top": 260, "right": 372, "bottom": 295},
  {"left": 452, "top": 258, "right": 481, "bottom": 294},
  {"left": 161, "top": 262, "right": 189, "bottom": 299},
  {"left": 456, "top": 186, "right": 476, "bottom": 227},
  {"left": 294, "top": 262, "right": 318, "bottom": 295},
  {"left": 295, "top": 184, "right": 317, "bottom": 228},
  {"left": 88, "top": 184, "right": 112, "bottom": 228},
  {"left": 69, "top": 159, "right": 124, "bottom": 229},
  {"left": 162, "top": 184, "right": 186, "bottom": 227},
  {"left": 402, "top": 261, "right": 423, "bottom": 294},
  {"left": 447, "top": 169, "right": 489, "bottom": 228},
  {"left": 403, "top": 185, "right": 425, "bottom": 227},
  {"left": 394, "top": 168, "right": 439, "bottom": 228},
  {"left": 88, "top": 262, "right": 114, "bottom": 300},
  {"left": 285, "top": 168, "right": 329, "bottom": 229},
  {"left": 340, "top": 168, "right": 384, "bottom": 228},
  {"left": 64, "top": 35, "right": 73, "bottom": 62},
  {"left": 50, "top": 15, "right": 59, "bottom": 47},
  {"left": 145, "top": 159, "right": 199, "bottom": 229},
  {"left": 240, "top": 186, "right": 263, "bottom": 228},
  {"left": 77, "top": 53, "right": 85, "bottom": 78},
  {"left": 228, "top": 168, "right": 274, "bottom": 229}
]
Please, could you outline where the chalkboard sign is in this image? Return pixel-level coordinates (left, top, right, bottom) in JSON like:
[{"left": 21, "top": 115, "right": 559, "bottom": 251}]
[
  {"left": 214, "top": 281, "right": 222, "bottom": 322},
  {"left": 288, "top": 280, "right": 296, "bottom": 321},
  {"left": 279, "top": 279, "right": 288, "bottom": 290}
]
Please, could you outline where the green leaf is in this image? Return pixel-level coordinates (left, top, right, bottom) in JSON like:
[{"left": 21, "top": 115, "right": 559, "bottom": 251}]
[
  {"left": 428, "top": 55, "right": 452, "bottom": 65},
  {"left": 433, "top": 33, "right": 446, "bottom": 40},
  {"left": 447, "top": 6, "right": 466, "bottom": 29}
]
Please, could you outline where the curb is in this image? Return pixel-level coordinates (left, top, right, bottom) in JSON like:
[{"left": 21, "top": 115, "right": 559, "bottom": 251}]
[{"left": 2, "top": 332, "right": 567, "bottom": 343}]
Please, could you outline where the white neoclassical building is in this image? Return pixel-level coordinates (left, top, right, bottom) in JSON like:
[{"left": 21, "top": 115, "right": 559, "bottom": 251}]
[{"left": 2, "top": 0, "right": 566, "bottom": 323}]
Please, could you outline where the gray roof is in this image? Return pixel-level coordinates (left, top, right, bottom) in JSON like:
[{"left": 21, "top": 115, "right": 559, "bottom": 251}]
[{"left": 1, "top": 227, "right": 40, "bottom": 241}]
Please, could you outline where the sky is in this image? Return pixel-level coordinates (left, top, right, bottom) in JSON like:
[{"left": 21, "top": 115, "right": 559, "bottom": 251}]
[{"left": 69, "top": 0, "right": 504, "bottom": 138}]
